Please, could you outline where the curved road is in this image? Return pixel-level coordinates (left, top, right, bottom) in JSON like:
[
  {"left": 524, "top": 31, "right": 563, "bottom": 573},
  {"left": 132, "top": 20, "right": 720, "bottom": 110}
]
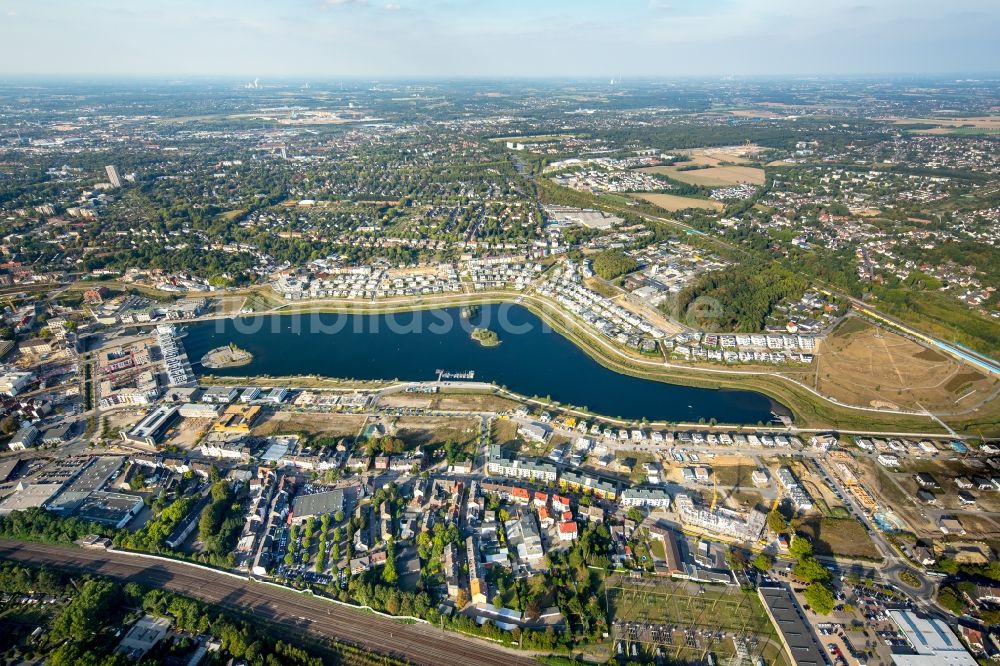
[{"left": 0, "top": 540, "right": 538, "bottom": 666}]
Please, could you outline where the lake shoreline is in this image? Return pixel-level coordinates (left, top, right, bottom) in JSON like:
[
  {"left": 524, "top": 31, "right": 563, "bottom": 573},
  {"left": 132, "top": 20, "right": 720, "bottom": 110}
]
[{"left": 181, "top": 305, "right": 781, "bottom": 425}]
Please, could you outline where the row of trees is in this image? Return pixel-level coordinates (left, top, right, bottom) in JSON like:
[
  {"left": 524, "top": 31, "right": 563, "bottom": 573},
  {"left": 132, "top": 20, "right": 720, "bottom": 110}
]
[
  {"left": 788, "top": 536, "right": 836, "bottom": 615},
  {"left": 197, "top": 480, "right": 243, "bottom": 564},
  {"left": 0, "top": 561, "right": 351, "bottom": 666}
]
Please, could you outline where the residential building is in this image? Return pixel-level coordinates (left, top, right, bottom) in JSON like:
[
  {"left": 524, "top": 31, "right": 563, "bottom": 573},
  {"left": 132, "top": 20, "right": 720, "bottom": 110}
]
[
  {"left": 620, "top": 487, "right": 671, "bottom": 509},
  {"left": 8, "top": 425, "right": 39, "bottom": 451}
]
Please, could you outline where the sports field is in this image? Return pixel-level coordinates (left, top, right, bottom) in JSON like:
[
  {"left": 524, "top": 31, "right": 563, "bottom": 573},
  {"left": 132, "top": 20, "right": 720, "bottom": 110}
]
[{"left": 606, "top": 576, "right": 789, "bottom": 666}]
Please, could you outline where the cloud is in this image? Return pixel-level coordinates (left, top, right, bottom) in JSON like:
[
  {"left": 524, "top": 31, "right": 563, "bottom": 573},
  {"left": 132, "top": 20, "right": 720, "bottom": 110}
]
[
  {"left": 385, "top": 3, "right": 400, "bottom": 11},
  {"left": 325, "top": 0, "right": 368, "bottom": 6}
]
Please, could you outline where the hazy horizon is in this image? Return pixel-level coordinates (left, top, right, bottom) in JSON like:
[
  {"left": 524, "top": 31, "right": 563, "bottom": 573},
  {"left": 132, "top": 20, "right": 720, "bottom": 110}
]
[{"left": 1, "top": 0, "right": 998, "bottom": 79}]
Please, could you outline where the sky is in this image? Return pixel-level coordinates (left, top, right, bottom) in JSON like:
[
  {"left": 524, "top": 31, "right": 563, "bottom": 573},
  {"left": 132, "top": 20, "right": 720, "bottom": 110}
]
[{"left": 1, "top": 0, "right": 998, "bottom": 78}]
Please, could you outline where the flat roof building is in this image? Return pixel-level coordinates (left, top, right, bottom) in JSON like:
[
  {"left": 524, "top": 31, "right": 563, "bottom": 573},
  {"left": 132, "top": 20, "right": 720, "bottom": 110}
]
[
  {"left": 178, "top": 402, "right": 221, "bottom": 419},
  {"left": 291, "top": 489, "right": 344, "bottom": 523},
  {"left": 758, "top": 585, "right": 828, "bottom": 666},
  {"left": 201, "top": 386, "right": 238, "bottom": 404},
  {"left": 123, "top": 405, "right": 179, "bottom": 446},
  {"left": 76, "top": 491, "right": 144, "bottom": 529},
  {"left": 212, "top": 404, "right": 261, "bottom": 434},
  {"left": 115, "top": 615, "right": 171, "bottom": 660},
  {"left": 0, "top": 371, "right": 34, "bottom": 397},
  {"left": 47, "top": 456, "right": 125, "bottom": 514},
  {"left": 8, "top": 425, "right": 39, "bottom": 451},
  {"left": 0, "top": 482, "right": 64, "bottom": 515},
  {"left": 887, "top": 609, "right": 977, "bottom": 666}
]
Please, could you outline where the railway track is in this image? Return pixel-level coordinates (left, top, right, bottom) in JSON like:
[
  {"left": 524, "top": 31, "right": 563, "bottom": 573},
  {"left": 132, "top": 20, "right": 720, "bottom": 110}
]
[{"left": 0, "top": 540, "right": 538, "bottom": 666}]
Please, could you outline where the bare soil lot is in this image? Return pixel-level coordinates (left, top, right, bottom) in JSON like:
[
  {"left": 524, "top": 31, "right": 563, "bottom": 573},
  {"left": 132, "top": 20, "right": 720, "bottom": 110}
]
[
  {"left": 813, "top": 317, "right": 998, "bottom": 412},
  {"left": 380, "top": 394, "right": 436, "bottom": 409},
  {"left": 252, "top": 411, "right": 366, "bottom": 438},
  {"left": 391, "top": 415, "right": 479, "bottom": 447},
  {"left": 431, "top": 393, "right": 520, "bottom": 413},
  {"left": 709, "top": 457, "right": 759, "bottom": 489},
  {"left": 492, "top": 418, "right": 519, "bottom": 445},
  {"left": 162, "top": 417, "right": 212, "bottom": 449},
  {"left": 798, "top": 516, "right": 883, "bottom": 561}
]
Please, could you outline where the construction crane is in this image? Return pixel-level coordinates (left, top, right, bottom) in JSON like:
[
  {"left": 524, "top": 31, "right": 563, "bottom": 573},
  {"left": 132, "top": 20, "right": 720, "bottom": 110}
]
[{"left": 710, "top": 474, "right": 719, "bottom": 512}]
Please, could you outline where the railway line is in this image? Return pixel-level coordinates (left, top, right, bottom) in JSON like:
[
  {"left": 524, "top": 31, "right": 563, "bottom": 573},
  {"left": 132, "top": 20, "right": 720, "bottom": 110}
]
[{"left": 0, "top": 540, "right": 539, "bottom": 666}]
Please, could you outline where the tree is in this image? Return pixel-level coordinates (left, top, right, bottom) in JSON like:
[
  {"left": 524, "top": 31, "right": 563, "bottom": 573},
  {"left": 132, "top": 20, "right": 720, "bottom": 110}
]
[
  {"left": 767, "top": 509, "right": 788, "bottom": 535},
  {"left": 626, "top": 507, "right": 643, "bottom": 524},
  {"left": 804, "top": 583, "right": 836, "bottom": 615},
  {"left": 789, "top": 535, "right": 813, "bottom": 560},
  {"left": 455, "top": 588, "right": 470, "bottom": 608},
  {"left": 793, "top": 557, "right": 831, "bottom": 584},
  {"left": 51, "top": 579, "right": 120, "bottom": 641},
  {"left": 752, "top": 554, "right": 773, "bottom": 572},
  {"left": 0, "top": 415, "right": 18, "bottom": 436},
  {"left": 591, "top": 249, "right": 639, "bottom": 280},
  {"left": 382, "top": 539, "right": 398, "bottom": 585},
  {"left": 525, "top": 597, "right": 542, "bottom": 621},
  {"left": 937, "top": 558, "right": 959, "bottom": 575}
]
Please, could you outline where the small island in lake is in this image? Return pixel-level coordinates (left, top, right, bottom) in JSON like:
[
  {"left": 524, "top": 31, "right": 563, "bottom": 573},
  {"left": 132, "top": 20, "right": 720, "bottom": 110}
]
[
  {"left": 471, "top": 327, "right": 499, "bottom": 347},
  {"left": 202, "top": 342, "right": 253, "bottom": 368}
]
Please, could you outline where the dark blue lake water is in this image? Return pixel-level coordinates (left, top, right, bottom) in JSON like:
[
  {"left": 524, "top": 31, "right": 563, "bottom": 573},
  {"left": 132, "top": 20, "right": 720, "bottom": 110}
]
[{"left": 182, "top": 304, "right": 783, "bottom": 424}]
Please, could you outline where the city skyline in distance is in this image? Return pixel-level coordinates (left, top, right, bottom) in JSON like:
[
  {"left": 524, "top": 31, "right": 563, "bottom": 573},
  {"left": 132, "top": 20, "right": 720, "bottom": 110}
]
[{"left": 1, "top": 0, "right": 998, "bottom": 78}]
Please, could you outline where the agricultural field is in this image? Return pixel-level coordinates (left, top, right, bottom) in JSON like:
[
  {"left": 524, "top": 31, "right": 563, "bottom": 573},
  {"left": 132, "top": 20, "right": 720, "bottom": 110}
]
[
  {"left": 635, "top": 192, "right": 724, "bottom": 212},
  {"left": 889, "top": 115, "right": 1000, "bottom": 135},
  {"left": 640, "top": 165, "right": 766, "bottom": 187},
  {"left": 606, "top": 577, "right": 789, "bottom": 666},
  {"left": 812, "top": 317, "right": 998, "bottom": 413},
  {"left": 638, "top": 145, "right": 766, "bottom": 186}
]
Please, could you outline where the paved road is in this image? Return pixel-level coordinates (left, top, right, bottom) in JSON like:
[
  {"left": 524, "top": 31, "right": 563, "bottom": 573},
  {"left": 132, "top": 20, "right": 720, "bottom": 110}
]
[
  {"left": 808, "top": 457, "right": 938, "bottom": 604},
  {"left": 0, "top": 540, "right": 537, "bottom": 666}
]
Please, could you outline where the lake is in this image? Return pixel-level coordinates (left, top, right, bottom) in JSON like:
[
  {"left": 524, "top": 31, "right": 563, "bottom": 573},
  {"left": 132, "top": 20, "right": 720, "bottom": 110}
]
[{"left": 182, "top": 304, "right": 784, "bottom": 424}]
